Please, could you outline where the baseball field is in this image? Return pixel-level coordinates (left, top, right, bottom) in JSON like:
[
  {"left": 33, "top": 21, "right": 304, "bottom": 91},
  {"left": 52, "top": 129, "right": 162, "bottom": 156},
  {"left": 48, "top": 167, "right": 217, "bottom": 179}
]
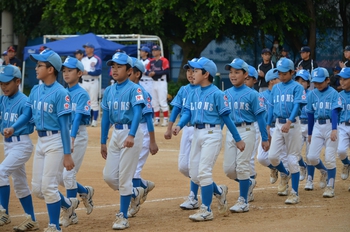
[{"left": 1, "top": 125, "right": 349, "bottom": 232}]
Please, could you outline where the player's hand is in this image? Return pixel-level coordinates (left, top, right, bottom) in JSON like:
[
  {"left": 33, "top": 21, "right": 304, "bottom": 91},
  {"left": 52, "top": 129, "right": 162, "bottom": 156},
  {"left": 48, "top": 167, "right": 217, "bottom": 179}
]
[
  {"left": 308, "top": 135, "right": 312, "bottom": 144},
  {"left": 296, "top": 66, "right": 303, "bottom": 71},
  {"left": 164, "top": 129, "right": 172, "bottom": 139},
  {"left": 172, "top": 126, "right": 181, "bottom": 136},
  {"left": 236, "top": 140, "right": 245, "bottom": 152},
  {"left": 63, "top": 155, "right": 75, "bottom": 171},
  {"left": 258, "top": 70, "right": 265, "bottom": 77},
  {"left": 330, "top": 130, "right": 337, "bottom": 141},
  {"left": 281, "top": 121, "right": 291, "bottom": 133},
  {"left": 262, "top": 141, "right": 270, "bottom": 152},
  {"left": 339, "top": 61, "right": 345, "bottom": 68},
  {"left": 101, "top": 144, "right": 108, "bottom": 160},
  {"left": 3, "top": 127, "right": 14, "bottom": 138},
  {"left": 124, "top": 135, "right": 135, "bottom": 148},
  {"left": 71, "top": 137, "right": 75, "bottom": 153},
  {"left": 149, "top": 142, "right": 159, "bottom": 155}
]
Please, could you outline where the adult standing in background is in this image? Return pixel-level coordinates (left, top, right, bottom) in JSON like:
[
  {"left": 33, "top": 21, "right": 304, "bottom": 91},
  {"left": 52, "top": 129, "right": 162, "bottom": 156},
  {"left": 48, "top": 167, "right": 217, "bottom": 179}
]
[
  {"left": 145, "top": 45, "right": 170, "bottom": 127},
  {"left": 139, "top": 46, "right": 153, "bottom": 97},
  {"left": 295, "top": 46, "right": 318, "bottom": 89},
  {"left": 271, "top": 39, "right": 282, "bottom": 64},
  {"left": 339, "top": 45, "right": 350, "bottom": 68},
  {"left": 2, "top": 46, "right": 22, "bottom": 70},
  {"left": 81, "top": 43, "right": 102, "bottom": 127},
  {"left": 74, "top": 49, "right": 84, "bottom": 61},
  {"left": 256, "top": 48, "right": 275, "bottom": 92}
]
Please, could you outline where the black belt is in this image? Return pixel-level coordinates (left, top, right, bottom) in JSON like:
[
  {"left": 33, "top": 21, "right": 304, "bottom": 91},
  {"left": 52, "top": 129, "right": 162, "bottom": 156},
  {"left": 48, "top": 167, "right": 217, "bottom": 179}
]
[
  {"left": 195, "top": 124, "right": 216, "bottom": 129},
  {"left": 277, "top": 118, "right": 296, "bottom": 124},
  {"left": 235, "top": 122, "right": 252, "bottom": 127},
  {"left": 152, "top": 78, "right": 165, "bottom": 81},
  {"left": 5, "top": 136, "right": 21, "bottom": 142},
  {"left": 343, "top": 122, "right": 350, "bottom": 126},
  {"left": 37, "top": 130, "right": 59, "bottom": 137},
  {"left": 317, "top": 119, "right": 330, "bottom": 124},
  {"left": 83, "top": 79, "right": 95, "bottom": 82},
  {"left": 140, "top": 79, "right": 152, "bottom": 82},
  {"left": 300, "top": 118, "right": 308, "bottom": 124},
  {"left": 115, "top": 124, "right": 131, "bottom": 130},
  {"left": 270, "top": 122, "right": 276, "bottom": 128}
]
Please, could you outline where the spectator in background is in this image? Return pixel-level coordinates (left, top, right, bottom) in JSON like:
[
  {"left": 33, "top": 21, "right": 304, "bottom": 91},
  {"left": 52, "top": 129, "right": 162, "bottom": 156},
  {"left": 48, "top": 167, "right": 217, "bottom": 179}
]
[
  {"left": 139, "top": 46, "right": 153, "bottom": 97},
  {"left": 330, "top": 66, "right": 342, "bottom": 92},
  {"left": 295, "top": 46, "right": 318, "bottom": 73},
  {"left": 339, "top": 45, "right": 350, "bottom": 68},
  {"left": 280, "top": 47, "right": 290, "bottom": 60},
  {"left": 271, "top": 39, "right": 282, "bottom": 63},
  {"left": 256, "top": 48, "right": 275, "bottom": 92},
  {"left": 39, "top": 46, "right": 48, "bottom": 53},
  {"left": 74, "top": 49, "right": 84, "bottom": 61},
  {"left": 2, "top": 46, "right": 22, "bottom": 70}
]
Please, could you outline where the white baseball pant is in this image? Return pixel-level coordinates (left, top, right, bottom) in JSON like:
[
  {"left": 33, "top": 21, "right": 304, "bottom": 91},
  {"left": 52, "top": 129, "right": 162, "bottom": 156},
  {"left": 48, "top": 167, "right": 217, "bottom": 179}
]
[
  {"left": 80, "top": 79, "right": 100, "bottom": 111},
  {"left": 139, "top": 77, "right": 154, "bottom": 100},
  {"left": 250, "top": 122, "right": 260, "bottom": 177},
  {"left": 178, "top": 125, "right": 194, "bottom": 177},
  {"left": 300, "top": 123, "right": 310, "bottom": 163},
  {"left": 134, "top": 123, "right": 150, "bottom": 179},
  {"left": 337, "top": 123, "right": 350, "bottom": 161},
  {"left": 1, "top": 135, "right": 33, "bottom": 198},
  {"left": 152, "top": 79, "right": 169, "bottom": 112}
]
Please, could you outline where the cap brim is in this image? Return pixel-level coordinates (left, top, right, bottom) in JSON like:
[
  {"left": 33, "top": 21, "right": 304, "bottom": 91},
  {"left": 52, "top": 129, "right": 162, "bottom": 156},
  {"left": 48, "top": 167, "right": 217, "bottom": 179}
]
[
  {"left": 274, "top": 67, "right": 291, "bottom": 73},
  {"left": 0, "top": 76, "right": 15, "bottom": 82},
  {"left": 337, "top": 73, "right": 350, "bottom": 78},
  {"left": 311, "top": 77, "right": 326, "bottom": 83},
  {"left": 62, "top": 63, "right": 76, "bottom": 70},
  {"left": 30, "top": 54, "right": 46, "bottom": 62},
  {"left": 188, "top": 61, "right": 202, "bottom": 69}
]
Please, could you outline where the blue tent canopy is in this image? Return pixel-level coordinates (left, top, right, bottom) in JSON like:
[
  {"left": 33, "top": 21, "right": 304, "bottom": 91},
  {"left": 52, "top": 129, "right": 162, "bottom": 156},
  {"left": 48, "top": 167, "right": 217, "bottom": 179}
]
[{"left": 23, "top": 33, "right": 125, "bottom": 60}]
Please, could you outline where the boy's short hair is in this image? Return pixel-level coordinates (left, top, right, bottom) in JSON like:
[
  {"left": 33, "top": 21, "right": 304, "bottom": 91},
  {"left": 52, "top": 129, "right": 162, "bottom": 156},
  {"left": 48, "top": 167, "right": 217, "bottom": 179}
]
[
  {"left": 0, "top": 65, "right": 21, "bottom": 82},
  {"left": 274, "top": 58, "right": 294, "bottom": 73},
  {"left": 295, "top": 69, "right": 311, "bottom": 82},
  {"left": 311, "top": 67, "right": 329, "bottom": 83},
  {"left": 30, "top": 50, "right": 62, "bottom": 72},
  {"left": 225, "top": 58, "right": 249, "bottom": 72},
  {"left": 188, "top": 57, "right": 217, "bottom": 78},
  {"left": 106, "top": 52, "right": 133, "bottom": 67},
  {"left": 62, "top": 56, "right": 84, "bottom": 72},
  {"left": 183, "top": 58, "right": 198, "bottom": 69},
  {"left": 265, "top": 68, "right": 279, "bottom": 83},
  {"left": 337, "top": 67, "right": 350, "bottom": 79}
]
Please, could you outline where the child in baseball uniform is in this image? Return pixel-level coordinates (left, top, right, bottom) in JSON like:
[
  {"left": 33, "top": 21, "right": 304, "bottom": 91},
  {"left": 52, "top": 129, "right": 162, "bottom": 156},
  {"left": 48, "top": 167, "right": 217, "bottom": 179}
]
[
  {"left": 127, "top": 57, "right": 158, "bottom": 217},
  {"left": 101, "top": 52, "right": 145, "bottom": 230},
  {"left": 164, "top": 58, "right": 201, "bottom": 210},
  {"left": 4, "top": 50, "right": 79, "bottom": 232},
  {"left": 173, "top": 57, "right": 245, "bottom": 221},
  {"left": 60, "top": 57, "right": 95, "bottom": 224},
  {"left": 256, "top": 69, "right": 289, "bottom": 196},
  {"left": 0, "top": 65, "right": 39, "bottom": 231},
  {"left": 337, "top": 67, "right": 350, "bottom": 190},
  {"left": 267, "top": 58, "right": 307, "bottom": 204},
  {"left": 306, "top": 67, "right": 342, "bottom": 198},
  {"left": 223, "top": 59, "right": 269, "bottom": 213}
]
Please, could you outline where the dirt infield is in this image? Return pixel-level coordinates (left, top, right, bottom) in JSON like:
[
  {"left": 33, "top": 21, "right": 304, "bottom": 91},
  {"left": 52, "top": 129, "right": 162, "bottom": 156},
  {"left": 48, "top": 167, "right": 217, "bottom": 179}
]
[{"left": 1, "top": 126, "right": 350, "bottom": 232}]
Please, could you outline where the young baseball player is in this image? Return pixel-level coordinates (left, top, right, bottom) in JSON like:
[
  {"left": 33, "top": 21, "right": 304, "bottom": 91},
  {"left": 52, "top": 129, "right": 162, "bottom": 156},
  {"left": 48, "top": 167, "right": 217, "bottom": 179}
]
[
  {"left": 101, "top": 52, "right": 145, "bottom": 230},
  {"left": 267, "top": 58, "right": 307, "bottom": 204},
  {"left": 256, "top": 68, "right": 289, "bottom": 196},
  {"left": 223, "top": 59, "right": 269, "bottom": 213},
  {"left": 173, "top": 57, "right": 245, "bottom": 221},
  {"left": 139, "top": 46, "right": 153, "bottom": 96},
  {"left": 164, "top": 58, "right": 201, "bottom": 210},
  {"left": 60, "top": 57, "right": 95, "bottom": 224},
  {"left": 307, "top": 67, "right": 342, "bottom": 198},
  {"left": 3, "top": 50, "right": 79, "bottom": 231},
  {"left": 0, "top": 65, "right": 39, "bottom": 231},
  {"left": 127, "top": 57, "right": 158, "bottom": 217},
  {"left": 337, "top": 67, "right": 350, "bottom": 190}
]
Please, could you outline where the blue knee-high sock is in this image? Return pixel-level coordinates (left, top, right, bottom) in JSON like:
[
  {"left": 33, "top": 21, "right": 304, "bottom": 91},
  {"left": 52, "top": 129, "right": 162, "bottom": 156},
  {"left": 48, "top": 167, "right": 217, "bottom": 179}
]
[
  {"left": 275, "top": 161, "right": 289, "bottom": 175},
  {"left": 291, "top": 172, "right": 300, "bottom": 194},
  {"left": 307, "top": 164, "right": 315, "bottom": 180},
  {"left": 132, "top": 178, "right": 141, "bottom": 188},
  {"left": 93, "top": 110, "right": 99, "bottom": 120},
  {"left": 327, "top": 168, "right": 336, "bottom": 188},
  {"left": 341, "top": 157, "right": 350, "bottom": 165},
  {"left": 190, "top": 181, "right": 199, "bottom": 200},
  {"left": 66, "top": 189, "right": 78, "bottom": 198},
  {"left": 0, "top": 185, "right": 10, "bottom": 214},
  {"left": 140, "top": 179, "right": 147, "bottom": 189},
  {"left": 268, "top": 164, "right": 276, "bottom": 170},
  {"left": 77, "top": 183, "right": 88, "bottom": 195},
  {"left": 120, "top": 195, "right": 132, "bottom": 219},
  {"left": 315, "top": 160, "right": 327, "bottom": 172},
  {"left": 212, "top": 182, "right": 222, "bottom": 195},
  {"left": 201, "top": 184, "right": 213, "bottom": 211},
  {"left": 299, "top": 157, "right": 306, "bottom": 167},
  {"left": 47, "top": 201, "right": 61, "bottom": 230},
  {"left": 250, "top": 175, "right": 256, "bottom": 179},
  {"left": 19, "top": 195, "right": 36, "bottom": 221},
  {"left": 59, "top": 192, "right": 71, "bottom": 209},
  {"left": 239, "top": 179, "right": 250, "bottom": 203}
]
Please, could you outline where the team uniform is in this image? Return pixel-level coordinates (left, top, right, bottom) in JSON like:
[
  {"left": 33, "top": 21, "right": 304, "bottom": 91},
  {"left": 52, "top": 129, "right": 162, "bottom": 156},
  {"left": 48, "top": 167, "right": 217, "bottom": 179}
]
[
  {"left": 139, "top": 58, "right": 153, "bottom": 97},
  {"left": 0, "top": 65, "right": 39, "bottom": 231},
  {"left": 306, "top": 68, "right": 342, "bottom": 197}
]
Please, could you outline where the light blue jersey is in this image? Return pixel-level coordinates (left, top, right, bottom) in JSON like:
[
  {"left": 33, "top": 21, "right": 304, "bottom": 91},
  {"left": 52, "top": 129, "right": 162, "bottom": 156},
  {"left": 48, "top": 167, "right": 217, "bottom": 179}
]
[
  {"left": 306, "top": 87, "right": 342, "bottom": 119},
  {"left": 339, "top": 90, "right": 350, "bottom": 123},
  {"left": 224, "top": 85, "right": 265, "bottom": 123},
  {"left": 269, "top": 80, "right": 306, "bottom": 118},
  {"left": 260, "top": 89, "right": 274, "bottom": 122},
  {"left": 184, "top": 84, "right": 230, "bottom": 125},
  {"left": 300, "top": 90, "right": 309, "bottom": 119},
  {"left": 26, "top": 81, "right": 72, "bottom": 131},
  {"left": 171, "top": 84, "right": 199, "bottom": 116},
  {"left": 68, "top": 84, "right": 91, "bottom": 126},
  {"left": 138, "top": 84, "right": 153, "bottom": 123},
  {"left": 101, "top": 79, "right": 145, "bottom": 124},
  {"left": 0, "top": 92, "right": 34, "bottom": 136}
]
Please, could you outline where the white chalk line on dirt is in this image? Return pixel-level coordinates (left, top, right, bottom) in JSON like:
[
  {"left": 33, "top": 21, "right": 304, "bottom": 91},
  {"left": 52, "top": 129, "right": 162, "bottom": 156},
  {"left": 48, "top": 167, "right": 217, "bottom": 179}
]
[{"left": 10, "top": 185, "right": 326, "bottom": 218}]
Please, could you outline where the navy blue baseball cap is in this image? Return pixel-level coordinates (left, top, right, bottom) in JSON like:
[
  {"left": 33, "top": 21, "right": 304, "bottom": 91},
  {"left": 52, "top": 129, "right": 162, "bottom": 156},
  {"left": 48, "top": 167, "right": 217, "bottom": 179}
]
[
  {"left": 225, "top": 58, "right": 249, "bottom": 72},
  {"left": 261, "top": 48, "right": 272, "bottom": 54},
  {"left": 300, "top": 46, "right": 311, "bottom": 53},
  {"left": 274, "top": 58, "right": 294, "bottom": 73},
  {"left": 62, "top": 56, "right": 84, "bottom": 72},
  {"left": 139, "top": 46, "right": 151, "bottom": 53},
  {"left": 333, "top": 66, "right": 341, "bottom": 72},
  {"left": 311, "top": 67, "right": 329, "bottom": 83},
  {"left": 131, "top": 57, "right": 145, "bottom": 73},
  {"left": 265, "top": 68, "right": 279, "bottom": 83},
  {"left": 30, "top": 49, "right": 62, "bottom": 72},
  {"left": 74, "top": 49, "right": 84, "bottom": 55},
  {"left": 152, "top": 45, "right": 161, "bottom": 51},
  {"left": 107, "top": 52, "right": 133, "bottom": 66},
  {"left": 344, "top": 45, "right": 350, "bottom": 51},
  {"left": 183, "top": 58, "right": 198, "bottom": 69},
  {"left": 295, "top": 69, "right": 311, "bottom": 81},
  {"left": 0, "top": 65, "right": 21, "bottom": 82},
  {"left": 83, "top": 43, "right": 95, "bottom": 49},
  {"left": 337, "top": 67, "right": 350, "bottom": 79},
  {"left": 188, "top": 57, "right": 217, "bottom": 78},
  {"left": 248, "top": 65, "right": 258, "bottom": 79}
]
